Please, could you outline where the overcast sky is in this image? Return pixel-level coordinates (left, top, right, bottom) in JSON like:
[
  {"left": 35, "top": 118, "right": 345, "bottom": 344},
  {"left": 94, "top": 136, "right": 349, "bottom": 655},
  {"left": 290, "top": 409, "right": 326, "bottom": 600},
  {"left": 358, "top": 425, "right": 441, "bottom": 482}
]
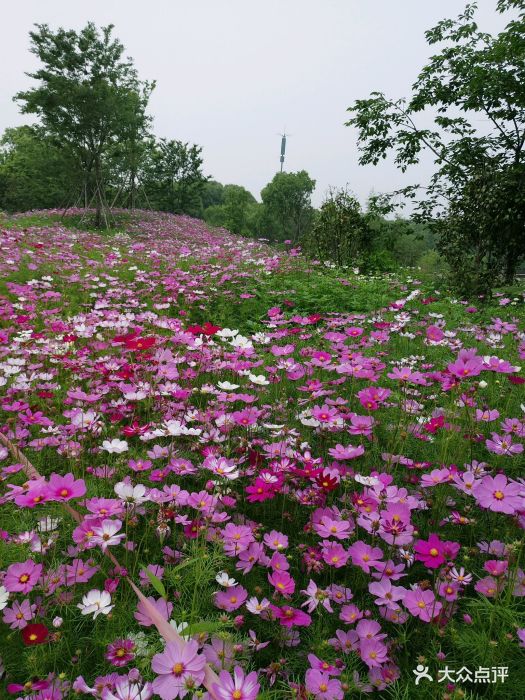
[{"left": 1, "top": 0, "right": 510, "bottom": 205}]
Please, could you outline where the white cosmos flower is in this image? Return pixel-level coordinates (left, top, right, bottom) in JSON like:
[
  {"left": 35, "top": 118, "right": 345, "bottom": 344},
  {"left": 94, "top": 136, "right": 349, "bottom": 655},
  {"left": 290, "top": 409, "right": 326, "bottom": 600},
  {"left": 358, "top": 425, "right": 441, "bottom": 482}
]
[
  {"left": 0, "top": 586, "right": 9, "bottom": 611},
  {"left": 252, "top": 332, "right": 271, "bottom": 344},
  {"left": 37, "top": 516, "right": 61, "bottom": 533},
  {"left": 215, "top": 328, "right": 239, "bottom": 339},
  {"left": 248, "top": 373, "right": 269, "bottom": 386},
  {"left": 78, "top": 589, "right": 113, "bottom": 618},
  {"left": 114, "top": 482, "right": 149, "bottom": 505},
  {"left": 215, "top": 571, "right": 238, "bottom": 587},
  {"left": 217, "top": 381, "right": 240, "bottom": 391},
  {"left": 168, "top": 619, "right": 190, "bottom": 641},
  {"left": 230, "top": 335, "right": 253, "bottom": 350},
  {"left": 246, "top": 596, "right": 270, "bottom": 614},
  {"left": 91, "top": 519, "right": 125, "bottom": 551},
  {"left": 354, "top": 474, "right": 381, "bottom": 487},
  {"left": 101, "top": 438, "right": 128, "bottom": 454}
]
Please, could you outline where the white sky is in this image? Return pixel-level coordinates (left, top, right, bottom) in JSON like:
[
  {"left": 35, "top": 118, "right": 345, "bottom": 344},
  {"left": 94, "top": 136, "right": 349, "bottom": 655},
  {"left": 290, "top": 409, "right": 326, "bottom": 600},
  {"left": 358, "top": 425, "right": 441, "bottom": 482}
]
[{"left": 1, "top": 0, "right": 510, "bottom": 205}]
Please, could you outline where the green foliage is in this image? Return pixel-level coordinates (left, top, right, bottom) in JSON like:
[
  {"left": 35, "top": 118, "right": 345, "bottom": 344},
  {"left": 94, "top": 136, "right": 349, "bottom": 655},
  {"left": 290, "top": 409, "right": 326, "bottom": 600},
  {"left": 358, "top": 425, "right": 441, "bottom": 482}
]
[
  {"left": 305, "top": 188, "right": 375, "bottom": 267},
  {"left": 200, "top": 179, "right": 225, "bottom": 209},
  {"left": 0, "top": 126, "right": 80, "bottom": 211},
  {"left": 260, "top": 169, "right": 315, "bottom": 242},
  {"left": 203, "top": 184, "right": 258, "bottom": 235},
  {"left": 142, "top": 139, "right": 206, "bottom": 216},
  {"left": 15, "top": 22, "right": 153, "bottom": 226},
  {"left": 346, "top": 1, "right": 525, "bottom": 295}
]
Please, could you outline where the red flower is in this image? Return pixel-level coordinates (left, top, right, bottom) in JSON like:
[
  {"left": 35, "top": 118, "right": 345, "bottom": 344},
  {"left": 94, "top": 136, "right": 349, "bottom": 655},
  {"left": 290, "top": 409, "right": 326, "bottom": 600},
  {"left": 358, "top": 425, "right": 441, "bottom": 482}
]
[
  {"left": 202, "top": 322, "right": 221, "bottom": 336},
  {"left": 124, "top": 337, "right": 156, "bottom": 351},
  {"left": 122, "top": 420, "right": 151, "bottom": 436},
  {"left": 508, "top": 375, "right": 525, "bottom": 385},
  {"left": 187, "top": 322, "right": 222, "bottom": 336},
  {"left": 315, "top": 471, "right": 339, "bottom": 492},
  {"left": 22, "top": 623, "right": 49, "bottom": 646}
]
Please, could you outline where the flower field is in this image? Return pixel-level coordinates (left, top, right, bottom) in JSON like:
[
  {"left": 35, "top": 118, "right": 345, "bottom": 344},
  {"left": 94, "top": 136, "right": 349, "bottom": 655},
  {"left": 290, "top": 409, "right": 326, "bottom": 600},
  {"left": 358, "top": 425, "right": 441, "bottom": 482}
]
[{"left": 1, "top": 210, "right": 524, "bottom": 700}]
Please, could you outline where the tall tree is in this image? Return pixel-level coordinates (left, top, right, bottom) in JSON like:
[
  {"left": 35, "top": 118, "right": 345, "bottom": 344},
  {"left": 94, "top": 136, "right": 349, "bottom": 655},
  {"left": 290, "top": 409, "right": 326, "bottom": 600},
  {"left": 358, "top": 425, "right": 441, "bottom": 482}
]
[
  {"left": 203, "top": 184, "right": 257, "bottom": 235},
  {"left": 15, "top": 23, "right": 153, "bottom": 226},
  {"left": 143, "top": 139, "right": 206, "bottom": 216},
  {"left": 346, "top": 0, "right": 525, "bottom": 294},
  {"left": 0, "top": 126, "right": 79, "bottom": 212},
  {"left": 260, "top": 170, "right": 316, "bottom": 242}
]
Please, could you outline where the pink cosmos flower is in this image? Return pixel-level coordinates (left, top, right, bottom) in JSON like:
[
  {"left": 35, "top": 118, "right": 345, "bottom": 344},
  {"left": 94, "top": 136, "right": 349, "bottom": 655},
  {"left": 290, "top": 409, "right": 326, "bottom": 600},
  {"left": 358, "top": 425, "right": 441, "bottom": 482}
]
[
  {"left": 214, "top": 586, "right": 248, "bottom": 612},
  {"left": 321, "top": 542, "right": 350, "bottom": 568},
  {"left": 134, "top": 596, "right": 173, "bottom": 627},
  {"left": 329, "top": 628, "right": 360, "bottom": 653},
  {"left": 305, "top": 670, "right": 343, "bottom": 700},
  {"left": 473, "top": 474, "right": 523, "bottom": 514},
  {"left": 2, "top": 598, "right": 35, "bottom": 629},
  {"left": 348, "top": 541, "right": 383, "bottom": 574},
  {"left": 4, "top": 559, "right": 42, "bottom": 594},
  {"left": 426, "top": 325, "right": 444, "bottom": 342},
  {"left": 212, "top": 667, "right": 260, "bottom": 700},
  {"left": 403, "top": 588, "right": 442, "bottom": 622},
  {"left": 47, "top": 472, "right": 86, "bottom": 501},
  {"left": 268, "top": 570, "right": 295, "bottom": 597},
  {"left": 328, "top": 443, "right": 365, "bottom": 460},
  {"left": 314, "top": 517, "right": 352, "bottom": 541},
  {"left": 340, "top": 604, "right": 363, "bottom": 624},
  {"left": 301, "top": 580, "right": 333, "bottom": 613},
  {"left": 475, "top": 409, "right": 500, "bottom": 422},
  {"left": 263, "top": 530, "right": 288, "bottom": 551},
  {"left": 485, "top": 433, "right": 523, "bottom": 456},
  {"left": 447, "top": 349, "right": 484, "bottom": 379},
  {"left": 475, "top": 576, "right": 500, "bottom": 598},
  {"left": 102, "top": 678, "right": 153, "bottom": 700},
  {"left": 270, "top": 605, "right": 312, "bottom": 628},
  {"left": 359, "top": 638, "right": 389, "bottom": 668},
  {"left": 151, "top": 639, "right": 206, "bottom": 700},
  {"left": 368, "top": 579, "right": 406, "bottom": 610},
  {"left": 14, "top": 479, "right": 50, "bottom": 508}
]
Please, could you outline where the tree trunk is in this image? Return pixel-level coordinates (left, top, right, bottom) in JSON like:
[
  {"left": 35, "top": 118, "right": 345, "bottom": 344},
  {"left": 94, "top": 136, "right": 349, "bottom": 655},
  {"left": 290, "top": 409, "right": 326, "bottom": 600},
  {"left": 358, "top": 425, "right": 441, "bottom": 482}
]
[{"left": 94, "top": 154, "right": 102, "bottom": 228}]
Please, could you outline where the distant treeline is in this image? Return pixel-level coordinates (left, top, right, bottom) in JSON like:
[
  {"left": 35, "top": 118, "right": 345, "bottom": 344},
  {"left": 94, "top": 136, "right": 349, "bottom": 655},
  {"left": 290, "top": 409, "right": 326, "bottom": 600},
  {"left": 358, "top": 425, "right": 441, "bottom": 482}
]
[{"left": 0, "top": 124, "right": 437, "bottom": 272}]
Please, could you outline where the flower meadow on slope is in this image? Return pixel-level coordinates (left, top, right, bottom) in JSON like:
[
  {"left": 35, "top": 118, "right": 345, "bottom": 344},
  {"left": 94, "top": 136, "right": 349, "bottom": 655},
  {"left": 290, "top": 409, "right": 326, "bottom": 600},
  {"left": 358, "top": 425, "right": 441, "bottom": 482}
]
[{"left": 0, "top": 210, "right": 525, "bottom": 699}]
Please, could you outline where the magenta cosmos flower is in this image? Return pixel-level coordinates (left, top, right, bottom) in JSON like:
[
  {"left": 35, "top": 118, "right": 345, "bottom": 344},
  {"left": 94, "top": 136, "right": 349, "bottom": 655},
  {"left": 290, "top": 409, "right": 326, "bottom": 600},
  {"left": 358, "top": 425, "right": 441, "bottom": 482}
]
[
  {"left": 151, "top": 639, "right": 206, "bottom": 700},
  {"left": 473, "top": 474, "right": 523, "bottom": 514},
  {"left": 4, "top": 560, "right": 42, "bottom": 594},
  {"left": 270, "top": 604, "right": 312, "bottom": 628},
  {"left": 212, "top": 667, "right": 260, "bottom": 700},
  {"left": 305, "top": 670, "right": 343, "bottom": 700},
  {"left": 414, "top": 534, "right": 446, "bottom": 569},
  {"left": 105, "top": 638, "right": 136, "bottom": 666}
]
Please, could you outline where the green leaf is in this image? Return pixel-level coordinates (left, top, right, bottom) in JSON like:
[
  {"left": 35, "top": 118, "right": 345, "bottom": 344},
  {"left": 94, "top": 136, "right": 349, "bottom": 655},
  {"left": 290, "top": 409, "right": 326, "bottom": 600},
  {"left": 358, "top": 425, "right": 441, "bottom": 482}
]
[
  {"left": 141, "top": 565, "right": 167, "bottom": 599},
  {"left": 184, "top": 620, "right": 224, "bottom": 636}
]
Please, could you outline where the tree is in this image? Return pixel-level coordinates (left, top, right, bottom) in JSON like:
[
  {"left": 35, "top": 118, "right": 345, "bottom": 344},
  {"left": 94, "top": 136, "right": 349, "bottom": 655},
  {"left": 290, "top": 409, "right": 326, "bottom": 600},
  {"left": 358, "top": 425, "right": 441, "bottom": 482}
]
[
  {"left": 201, "top": 180, "right": 225, "bottom": 210},
  {"left": 0, "top": 126, "right": 79, "bottom": 212},
  {"left": 203, "top": 184, "right": 257, "bottom": 235},
  {"left": 305, "top": 188, "right": 379, "bottom": 268},
  {"left": 346, "top": 0, "right": 525, "bottom": 294},
  {"left": 15, "top": 23, "right": 153, "bottom": 226},
  {"left": 260, "top": 170, "right": 316, "bottom": 242},
  {"left": 143, "top": 139, "right": 206, "bottom": 216}
]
